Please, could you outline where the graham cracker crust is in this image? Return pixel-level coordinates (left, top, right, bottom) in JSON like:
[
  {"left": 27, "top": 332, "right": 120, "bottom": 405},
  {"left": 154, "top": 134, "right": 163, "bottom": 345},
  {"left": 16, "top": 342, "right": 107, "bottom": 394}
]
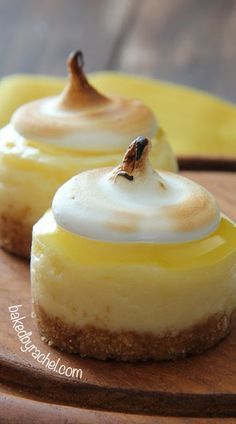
[
  {"left": 34, "top": 303, "right": 233, "bottom": 361},
  {"left": 0, "top": 210, "right": 32, "bottom": 258}
]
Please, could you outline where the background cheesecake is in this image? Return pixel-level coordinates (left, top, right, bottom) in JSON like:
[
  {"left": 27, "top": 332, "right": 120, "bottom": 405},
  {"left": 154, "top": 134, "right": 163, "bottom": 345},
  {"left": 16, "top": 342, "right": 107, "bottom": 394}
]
[{"left": 0, "top": 51, "right": 177, "bottom": 258}]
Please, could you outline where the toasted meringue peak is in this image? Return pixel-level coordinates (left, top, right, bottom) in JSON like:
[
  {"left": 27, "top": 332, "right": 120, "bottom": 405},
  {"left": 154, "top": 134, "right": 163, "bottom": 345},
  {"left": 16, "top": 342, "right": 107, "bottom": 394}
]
[
  {"left": 109, "top": 136, "right": 150, "bottom": 181},
  {"left": 57, "top": 51, "right": 109, "bottom": 110},
  {"left": 11, "top": 51, "right": 157, "bottom": 152},
  {"left": 52, "top": 137, "right": 221, "bottom": 243}
]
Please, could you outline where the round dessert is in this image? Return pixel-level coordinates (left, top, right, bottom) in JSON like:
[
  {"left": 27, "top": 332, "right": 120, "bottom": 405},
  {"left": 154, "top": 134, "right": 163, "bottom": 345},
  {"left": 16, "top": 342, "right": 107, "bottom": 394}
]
[
  {"left": 31, "top": 136, "right": 236, "bottom": 361},
  {"left": 0, "top": 51, "right": 177, "bottom": 258}
]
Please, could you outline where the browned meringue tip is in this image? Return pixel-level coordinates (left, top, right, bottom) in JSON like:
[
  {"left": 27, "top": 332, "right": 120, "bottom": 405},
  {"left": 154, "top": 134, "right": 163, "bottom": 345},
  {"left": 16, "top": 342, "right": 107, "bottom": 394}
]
[
  {"left": 58, "top": 50, "right": 109, "bottom": 110},
  {"left": 111, "top": 136, "right": 152, "bottom": 181},
  {"left": 67, "top": 50, "right": 87, "bottom": 87}
]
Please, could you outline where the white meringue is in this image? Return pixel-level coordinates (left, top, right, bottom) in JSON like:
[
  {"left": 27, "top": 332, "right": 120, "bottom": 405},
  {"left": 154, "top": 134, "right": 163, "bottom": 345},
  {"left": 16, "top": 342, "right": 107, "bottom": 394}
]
[
  {"left": 11, "top": 52, "right": 157, "bottom": 152},
  {"left": 52, "top": 137, "right": 220, "bottom": 243}
]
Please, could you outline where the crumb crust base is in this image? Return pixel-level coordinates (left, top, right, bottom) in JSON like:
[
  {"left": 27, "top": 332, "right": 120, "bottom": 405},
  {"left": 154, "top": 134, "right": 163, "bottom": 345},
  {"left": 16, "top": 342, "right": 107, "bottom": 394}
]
[
  {"left": 34, "top": 303, "right": 233, "bottom": 362},
  {"left": 0, "top": 212, "right": 32, "bottom": 258}
]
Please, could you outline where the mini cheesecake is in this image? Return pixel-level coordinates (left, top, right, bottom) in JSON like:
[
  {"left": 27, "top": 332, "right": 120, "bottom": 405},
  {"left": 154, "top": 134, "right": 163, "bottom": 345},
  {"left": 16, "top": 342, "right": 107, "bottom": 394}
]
[
  {"left": 0, "top": 51, "right": 177, "bottom": 258},
  {"left": 31, "top": 137, "right": 236, "bottom": 361}
]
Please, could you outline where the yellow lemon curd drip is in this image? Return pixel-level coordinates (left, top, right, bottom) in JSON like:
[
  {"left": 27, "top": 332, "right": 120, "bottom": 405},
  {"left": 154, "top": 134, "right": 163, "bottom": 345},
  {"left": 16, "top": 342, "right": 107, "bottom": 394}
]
[{"left": 35, "top": 212, "right": 236, "bottom": 270}]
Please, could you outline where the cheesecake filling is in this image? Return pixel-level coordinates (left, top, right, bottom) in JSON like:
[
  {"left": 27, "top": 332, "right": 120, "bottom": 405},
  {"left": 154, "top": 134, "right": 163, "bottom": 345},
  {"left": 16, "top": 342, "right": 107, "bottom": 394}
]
[
  {"left": 31, "top": 212, "right": 236, "bottom": 335},
  {"left": 11, "top": 51, "right": 157, "bottom": 152}
]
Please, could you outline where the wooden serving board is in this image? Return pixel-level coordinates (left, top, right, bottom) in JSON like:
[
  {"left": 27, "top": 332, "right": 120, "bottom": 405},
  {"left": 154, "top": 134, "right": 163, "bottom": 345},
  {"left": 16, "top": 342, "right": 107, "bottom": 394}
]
[{"left": 0, "top": 170, "right": 236, "bottom": 422}]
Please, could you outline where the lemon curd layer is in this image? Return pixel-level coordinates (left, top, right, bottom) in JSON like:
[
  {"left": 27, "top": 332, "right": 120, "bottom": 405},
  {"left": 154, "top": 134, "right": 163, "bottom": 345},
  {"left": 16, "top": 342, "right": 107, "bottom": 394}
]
[
  {"left": 0, "top": 126, "right": 176, "bottom": 225},
  {"left": 31, "top": 212, "right": 236, "bottom": 335}
]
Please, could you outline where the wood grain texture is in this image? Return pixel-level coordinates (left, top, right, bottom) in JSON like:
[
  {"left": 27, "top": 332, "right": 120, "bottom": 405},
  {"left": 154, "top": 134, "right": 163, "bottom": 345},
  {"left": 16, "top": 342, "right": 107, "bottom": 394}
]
[
  {"left": 2, "top": 386, "right": 236, "bottom": 424},
  {"left": 0, "top": 170, "right": 235, "bottom": 421},
  {"left": 182, "top": 171, "right": 236, "bottom": 222},
  {"left": 0, "top": 0, "right": 235, "bottom": 102},
  {"left": 179, "top": 157, "right": 236, "bottom": 173}
]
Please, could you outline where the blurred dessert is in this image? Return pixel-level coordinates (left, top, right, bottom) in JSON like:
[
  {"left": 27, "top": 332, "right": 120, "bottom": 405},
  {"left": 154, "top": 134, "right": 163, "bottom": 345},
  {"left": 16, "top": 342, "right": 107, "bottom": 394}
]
[{"left": 0, "top": 51, "right": 177, "bottom": 258}]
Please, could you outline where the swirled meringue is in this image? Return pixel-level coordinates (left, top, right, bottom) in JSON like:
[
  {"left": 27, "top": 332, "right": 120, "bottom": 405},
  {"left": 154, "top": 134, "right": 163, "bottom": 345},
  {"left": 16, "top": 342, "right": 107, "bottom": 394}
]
[
  {"left": 11, "top": 52, "right": 157, "bottom": 152},
  {"left": 52, "top": 137, "right": 220, "bottom": 243}
]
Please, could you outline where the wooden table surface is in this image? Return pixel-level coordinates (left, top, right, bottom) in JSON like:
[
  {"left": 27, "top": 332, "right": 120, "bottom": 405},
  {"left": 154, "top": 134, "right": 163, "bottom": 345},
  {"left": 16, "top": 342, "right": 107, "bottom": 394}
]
[
  {"left": 0, "top": 1, "right": 235, "bottom": 423},
  {"left": 0, "top": 0, "right": 235, "bottom": 102}
]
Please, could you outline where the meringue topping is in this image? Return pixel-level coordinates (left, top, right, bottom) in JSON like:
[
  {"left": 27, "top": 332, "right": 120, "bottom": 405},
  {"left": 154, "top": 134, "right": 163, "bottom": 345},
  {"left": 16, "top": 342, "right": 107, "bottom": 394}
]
[
  {"left": 11, "top": 51, "right": 157, "bottom": 152},
  {"left": 52, "top": 137, "right": 220, "bottom": 243}
]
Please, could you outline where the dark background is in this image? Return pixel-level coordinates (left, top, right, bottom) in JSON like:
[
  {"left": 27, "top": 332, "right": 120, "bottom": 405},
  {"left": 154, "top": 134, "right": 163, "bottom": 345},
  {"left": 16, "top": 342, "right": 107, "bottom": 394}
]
[{"left": 0, "top": 0, "right": 235, "bottom": 102}]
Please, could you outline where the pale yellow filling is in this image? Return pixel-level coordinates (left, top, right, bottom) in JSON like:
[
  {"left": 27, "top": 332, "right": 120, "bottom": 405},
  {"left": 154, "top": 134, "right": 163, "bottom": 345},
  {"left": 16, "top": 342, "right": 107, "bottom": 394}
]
[
  {"left": 0, "top": 127, "right": 177, "bottom": 225},
  {"left": 31, "top": 212, "right": 236, "bottom": 334}
]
